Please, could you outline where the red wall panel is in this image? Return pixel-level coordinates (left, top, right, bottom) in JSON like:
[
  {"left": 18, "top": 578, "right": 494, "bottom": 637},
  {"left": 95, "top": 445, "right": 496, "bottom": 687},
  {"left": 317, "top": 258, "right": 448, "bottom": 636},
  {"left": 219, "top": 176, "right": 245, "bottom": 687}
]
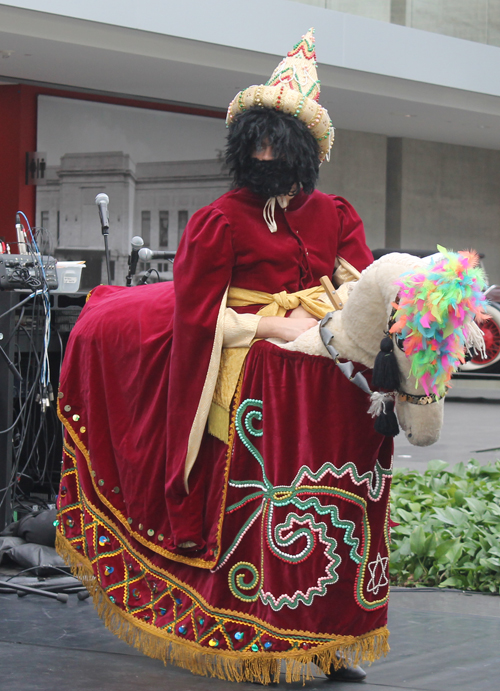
[{"left": 0, "top": 85, "right": 37, "bottom": 247}]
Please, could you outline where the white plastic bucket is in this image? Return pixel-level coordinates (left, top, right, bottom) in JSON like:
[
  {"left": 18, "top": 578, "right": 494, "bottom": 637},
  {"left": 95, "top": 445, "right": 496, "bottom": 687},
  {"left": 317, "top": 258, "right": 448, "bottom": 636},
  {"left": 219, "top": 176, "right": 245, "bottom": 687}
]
[{"left": 54, "top": 261, "right": 86, "bottom": 293}]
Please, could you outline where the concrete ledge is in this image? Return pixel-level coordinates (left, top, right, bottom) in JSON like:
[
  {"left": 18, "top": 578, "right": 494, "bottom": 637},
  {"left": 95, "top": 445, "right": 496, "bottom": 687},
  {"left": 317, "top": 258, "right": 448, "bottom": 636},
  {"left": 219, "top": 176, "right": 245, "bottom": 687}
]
[{"left": 449, "top": 376, "right": 500, "bottom": 401}]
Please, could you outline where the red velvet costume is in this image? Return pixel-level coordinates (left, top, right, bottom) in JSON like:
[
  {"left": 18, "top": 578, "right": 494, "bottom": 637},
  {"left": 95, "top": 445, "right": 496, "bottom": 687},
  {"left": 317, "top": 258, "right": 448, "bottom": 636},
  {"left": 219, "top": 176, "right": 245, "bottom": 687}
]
[{"left": 56, "top": 188, "right": 392, "bottom": 682}]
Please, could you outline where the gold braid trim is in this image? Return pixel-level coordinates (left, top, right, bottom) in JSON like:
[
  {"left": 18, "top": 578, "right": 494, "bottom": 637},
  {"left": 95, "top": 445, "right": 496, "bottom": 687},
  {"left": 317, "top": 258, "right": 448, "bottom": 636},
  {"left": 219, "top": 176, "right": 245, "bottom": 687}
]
[
  {"left": 212, "top": 364, "right": 246, "bottom": 559},
  {"left": 57, "top": 400, "right": 217, "bottom": 569},
  {"left": 56, "top": 532, "right": 390, "bottom": 685}
]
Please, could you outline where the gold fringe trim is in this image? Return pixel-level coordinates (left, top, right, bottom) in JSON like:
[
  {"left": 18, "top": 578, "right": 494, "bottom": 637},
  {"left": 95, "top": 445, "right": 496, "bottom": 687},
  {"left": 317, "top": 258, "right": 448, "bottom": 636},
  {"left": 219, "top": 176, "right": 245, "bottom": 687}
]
[{"left": 56, "top": 532, "right": 390, "bottom": 685}]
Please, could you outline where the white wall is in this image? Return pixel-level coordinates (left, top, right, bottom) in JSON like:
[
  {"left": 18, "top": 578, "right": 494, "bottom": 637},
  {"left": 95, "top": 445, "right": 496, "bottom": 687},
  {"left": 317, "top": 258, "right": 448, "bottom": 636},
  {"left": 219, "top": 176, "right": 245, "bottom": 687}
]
[
  {"left": 287, "top": 0, "right": 500, "bottom": 47},
  {"left": 318, "top": 129, "right": 387, "bottom": 249},
  {"left": 406, "top": 0, "right": 500, "bottom": 46},
  {"left": 400, "top": 138, "right": 500, "bottom": 281},
  {"left": 288, "top": 0, "right": 391, "bottom": 22}
]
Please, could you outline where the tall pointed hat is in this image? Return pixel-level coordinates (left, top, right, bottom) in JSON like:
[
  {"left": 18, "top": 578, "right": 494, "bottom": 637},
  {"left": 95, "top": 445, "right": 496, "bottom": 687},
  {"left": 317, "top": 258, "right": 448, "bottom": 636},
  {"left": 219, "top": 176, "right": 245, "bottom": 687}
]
[{"left": 226, "top": 28, "right": 334, "bottom": 161}]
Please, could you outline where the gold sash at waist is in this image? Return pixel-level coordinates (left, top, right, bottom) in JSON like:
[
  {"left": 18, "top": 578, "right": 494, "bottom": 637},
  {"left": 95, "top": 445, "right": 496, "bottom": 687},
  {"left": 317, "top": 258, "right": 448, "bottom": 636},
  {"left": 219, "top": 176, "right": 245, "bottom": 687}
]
[
  {"left": 227, "top": 284, "right": 333, "bottom": 320},
  {"left": 208, "top": 284, "right": 336, "bottom": 443}
]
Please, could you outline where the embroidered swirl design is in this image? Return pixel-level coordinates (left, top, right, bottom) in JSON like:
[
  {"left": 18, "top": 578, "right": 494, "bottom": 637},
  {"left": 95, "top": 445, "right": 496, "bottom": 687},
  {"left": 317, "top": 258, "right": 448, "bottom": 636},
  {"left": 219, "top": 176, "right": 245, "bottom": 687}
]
[
  {"left": 229, "top": 562, "right": 260, "bottom": 602},
  {"left": 222, "top": 399, "right": 389, "bottom": 611}
]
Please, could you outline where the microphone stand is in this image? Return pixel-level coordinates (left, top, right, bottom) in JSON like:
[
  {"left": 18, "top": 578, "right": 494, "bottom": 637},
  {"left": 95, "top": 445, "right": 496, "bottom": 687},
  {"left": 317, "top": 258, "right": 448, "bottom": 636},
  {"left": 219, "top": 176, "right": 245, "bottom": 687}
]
[
  {"left": 95, "top": 193, "right": 112, "bottom": 285},
  {"left": 103, "top": 230, "right": 112, "bottom": 286},
  {"left": 125, "top": 237, "right": 144, "bottom": 287},
  {"left": 125, "top": 258, "right": 134, "bottom": 287}
]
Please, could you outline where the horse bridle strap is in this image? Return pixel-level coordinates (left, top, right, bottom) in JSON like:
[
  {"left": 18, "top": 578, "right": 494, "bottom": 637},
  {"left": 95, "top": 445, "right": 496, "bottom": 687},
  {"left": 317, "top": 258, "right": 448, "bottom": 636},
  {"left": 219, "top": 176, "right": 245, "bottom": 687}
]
[
  {"left": 319, "top": 316, "right": 372, "bottom": 395},
  {"left": 398, "top": 391, "right": 444, "bottom": 405},
  {"left": 320, "top": 313, "right": 445, "bottom": 405}
]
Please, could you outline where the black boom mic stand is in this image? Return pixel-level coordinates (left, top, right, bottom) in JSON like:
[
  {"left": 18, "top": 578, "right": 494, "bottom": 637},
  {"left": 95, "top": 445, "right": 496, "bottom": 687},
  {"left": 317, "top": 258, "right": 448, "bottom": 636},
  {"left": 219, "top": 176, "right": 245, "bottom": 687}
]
[
  {"left": 126, "top": 236, "right": 145, "bottom": 287},
  {"left": 95, "top": 193, "right": 112, "bottom": 285}
]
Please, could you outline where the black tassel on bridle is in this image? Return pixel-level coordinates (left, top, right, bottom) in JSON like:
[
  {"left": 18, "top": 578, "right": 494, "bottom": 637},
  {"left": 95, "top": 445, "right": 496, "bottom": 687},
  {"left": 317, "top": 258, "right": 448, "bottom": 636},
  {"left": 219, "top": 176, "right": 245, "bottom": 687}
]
[
  {"left": 373, "top": 396, "right": 400, "bottom": 437},
  {"left": 370, "top": 334, "right": 401, "bottom": 436},
  {"left": 320, "top": 314, "right": 401, "bottom": 437},
  {"left": 372, "top": 335, "right": 401, "bottom": 391},
  {"left": 321, "top": 307, "right": 446, "bottom": 439}
]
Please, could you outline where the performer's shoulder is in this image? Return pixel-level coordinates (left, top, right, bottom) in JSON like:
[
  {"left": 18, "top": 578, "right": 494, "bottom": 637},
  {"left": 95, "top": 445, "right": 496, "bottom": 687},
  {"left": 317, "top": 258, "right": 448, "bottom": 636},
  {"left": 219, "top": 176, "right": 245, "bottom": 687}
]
[
  {"left": 309, "top": 190, "right": 360, "bottom": 216},
  {"left": 311, "top": 190, "right": 351, "bottom": 206},
  {"left": 191, "top": 189, "right": 235, "bottom": 216},
  {"left": 188, "top": 191, "right": 235, "bottom": 226},
  {"left": 210, "top": 187, "right": 248, "bottom": 209},
  {"left": 200, "top": 188, "right": 257, "bottom": 220}
]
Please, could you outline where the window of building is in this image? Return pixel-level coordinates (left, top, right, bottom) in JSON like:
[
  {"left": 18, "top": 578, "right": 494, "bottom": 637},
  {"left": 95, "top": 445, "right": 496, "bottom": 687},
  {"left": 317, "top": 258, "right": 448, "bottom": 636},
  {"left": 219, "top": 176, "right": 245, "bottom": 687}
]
[
  {"left": 178, "top": 210, "right": 188, "bottom": 246},
  {"left": 159, "top": 211, "right": 169, "bottom": 247},
  {"left": 40, "top": 210, "right": 49, "bottom": 232},
  {"left": 141, "top": 210, "right": 151, "bottom": 246}
]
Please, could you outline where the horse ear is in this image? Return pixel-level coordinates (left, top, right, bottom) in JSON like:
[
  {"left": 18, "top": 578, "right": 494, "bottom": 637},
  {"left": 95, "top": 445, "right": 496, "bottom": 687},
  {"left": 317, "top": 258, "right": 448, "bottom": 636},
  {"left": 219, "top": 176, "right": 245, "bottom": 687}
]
[
  {"left": 373, "top": 398, "right": 400, "bottom": 437},
  {"left": 372, "top": 336, "right": 400, "bottom": 391}
]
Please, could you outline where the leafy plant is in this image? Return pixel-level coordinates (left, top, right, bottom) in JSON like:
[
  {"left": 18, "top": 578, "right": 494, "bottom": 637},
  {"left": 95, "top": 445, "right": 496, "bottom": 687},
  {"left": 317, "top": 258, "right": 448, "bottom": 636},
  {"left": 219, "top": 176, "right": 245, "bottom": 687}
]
[{"left": 390, "top": 459, "right": 500, "bottom": 592}]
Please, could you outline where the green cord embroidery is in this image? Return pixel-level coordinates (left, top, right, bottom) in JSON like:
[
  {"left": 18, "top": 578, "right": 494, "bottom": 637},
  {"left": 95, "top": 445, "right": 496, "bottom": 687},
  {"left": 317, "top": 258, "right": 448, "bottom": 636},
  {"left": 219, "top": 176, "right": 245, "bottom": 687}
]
[{"left": 223, "top": 399, "right": 390, "bottom": 611}]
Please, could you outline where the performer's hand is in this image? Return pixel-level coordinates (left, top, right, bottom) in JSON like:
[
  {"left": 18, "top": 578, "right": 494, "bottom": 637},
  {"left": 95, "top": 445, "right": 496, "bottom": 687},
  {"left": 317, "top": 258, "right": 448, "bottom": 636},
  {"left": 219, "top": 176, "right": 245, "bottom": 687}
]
[
  {"left": 256, "top": 316, "right": 318, "bottom": 342},
  {"left": 289, "top": 305, "right": 314, "bottom": 320}
]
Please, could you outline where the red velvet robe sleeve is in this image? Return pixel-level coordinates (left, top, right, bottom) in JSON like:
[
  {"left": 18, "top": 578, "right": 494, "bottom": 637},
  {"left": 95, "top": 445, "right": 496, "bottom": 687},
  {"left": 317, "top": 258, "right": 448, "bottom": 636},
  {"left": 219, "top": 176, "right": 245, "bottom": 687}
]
[
  {"left": 331, "top": 196, "right": 373, "bottom": 272},
  {"left": 165, "top": 205, "right": 234, "bottom": 505}
]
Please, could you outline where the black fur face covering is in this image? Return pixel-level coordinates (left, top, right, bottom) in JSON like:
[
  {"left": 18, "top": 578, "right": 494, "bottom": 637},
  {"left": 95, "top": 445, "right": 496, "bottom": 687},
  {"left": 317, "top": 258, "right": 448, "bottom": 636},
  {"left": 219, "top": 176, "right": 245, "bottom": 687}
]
[
  {"left": 244, "top": 158, "right": 299, "bottom": 198},
  {"left": 225, "top": 108, "right": 320, "bottom": 197}
]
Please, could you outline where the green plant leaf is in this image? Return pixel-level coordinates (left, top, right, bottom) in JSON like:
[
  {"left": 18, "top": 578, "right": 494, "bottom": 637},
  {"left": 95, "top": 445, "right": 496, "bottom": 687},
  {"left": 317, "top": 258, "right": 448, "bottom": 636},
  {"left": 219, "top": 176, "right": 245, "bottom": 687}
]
[
  {"left": 464, "top": 497, "right": 488, "bottom": 517},
  {"left": 426, "top": 460, "right": 449, "bottom": 474},
  {"left": 413, "top": 564, "right": 424, "bottom": 580},
  {"left": 439, "top": 577, "right": 461, "bottom": 588},
  {"left": 395, "top": 508, "right": 415, "bottom": 523},
  {"left": 390, "top": 460, "right": 500, "bottom": 592},
  {"left": 433, "top": 506, "right": 468, "bottom": 527},
  {"left": 434, "top": 538, "right": 458, "bottom": 560},
  {"left": 410, "top": 526, "right": 427, "bottom": 556}
]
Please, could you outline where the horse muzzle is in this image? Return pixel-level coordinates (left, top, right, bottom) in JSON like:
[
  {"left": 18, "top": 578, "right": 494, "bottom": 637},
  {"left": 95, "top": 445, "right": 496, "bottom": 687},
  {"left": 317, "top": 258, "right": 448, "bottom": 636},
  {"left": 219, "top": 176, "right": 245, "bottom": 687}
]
[{"left": 395, "top": 392, "right": 444, "bottom": 446}]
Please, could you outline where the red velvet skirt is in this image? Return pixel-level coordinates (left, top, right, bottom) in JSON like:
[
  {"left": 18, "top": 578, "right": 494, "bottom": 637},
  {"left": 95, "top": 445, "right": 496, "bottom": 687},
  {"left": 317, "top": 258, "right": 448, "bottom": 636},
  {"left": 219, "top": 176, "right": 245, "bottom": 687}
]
[{"left": 56, "top": 283, "right": 392, "bottom": 683}]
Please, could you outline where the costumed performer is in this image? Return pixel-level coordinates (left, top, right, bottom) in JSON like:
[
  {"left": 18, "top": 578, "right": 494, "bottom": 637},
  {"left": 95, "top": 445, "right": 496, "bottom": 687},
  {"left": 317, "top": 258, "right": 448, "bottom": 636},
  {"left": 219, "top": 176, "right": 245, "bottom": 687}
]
[{"left": 55, "top": 29, "right": 392, "bottom": 685}]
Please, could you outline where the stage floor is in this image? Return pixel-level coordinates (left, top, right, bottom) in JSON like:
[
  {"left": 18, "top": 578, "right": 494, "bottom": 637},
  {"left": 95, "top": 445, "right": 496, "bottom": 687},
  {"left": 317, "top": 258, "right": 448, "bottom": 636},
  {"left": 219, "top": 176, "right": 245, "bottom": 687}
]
[{"left": 1, "top": 587, "right": 499, "bottom": 691}]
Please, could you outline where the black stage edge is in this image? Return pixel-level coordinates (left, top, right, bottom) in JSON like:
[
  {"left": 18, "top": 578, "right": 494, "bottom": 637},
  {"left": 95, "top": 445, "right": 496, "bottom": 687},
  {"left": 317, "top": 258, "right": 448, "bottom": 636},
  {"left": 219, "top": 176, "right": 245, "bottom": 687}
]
[{"left": 1, "top": 587, "right": 499, "bottom": 690}]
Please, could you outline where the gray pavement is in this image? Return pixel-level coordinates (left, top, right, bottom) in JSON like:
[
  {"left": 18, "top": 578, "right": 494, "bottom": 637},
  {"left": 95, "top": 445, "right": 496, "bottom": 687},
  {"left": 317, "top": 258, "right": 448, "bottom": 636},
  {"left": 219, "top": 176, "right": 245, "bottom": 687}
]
[
  {"left": 394, "top": 379, "right": 500, "bottom": 471},
  {"left": 1, "top": 588, "right": 499, "bottom": 691}
]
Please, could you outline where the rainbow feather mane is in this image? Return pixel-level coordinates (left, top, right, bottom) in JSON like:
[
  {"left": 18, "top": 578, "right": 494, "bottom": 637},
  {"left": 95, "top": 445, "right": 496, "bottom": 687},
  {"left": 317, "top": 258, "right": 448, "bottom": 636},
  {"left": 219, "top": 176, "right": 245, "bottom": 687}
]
[{"left": 389, "top": 246, "right": 488, "bottom": 397}]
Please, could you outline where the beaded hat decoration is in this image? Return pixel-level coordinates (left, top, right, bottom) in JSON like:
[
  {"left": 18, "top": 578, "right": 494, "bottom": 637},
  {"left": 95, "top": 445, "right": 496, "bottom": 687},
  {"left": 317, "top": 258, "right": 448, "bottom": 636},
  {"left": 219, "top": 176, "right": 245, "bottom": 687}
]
[
  {"left": 389, "top": 246, "right": 488, "bottom": 398},
  {"left": 226, "top": 28, "right": 334, "bottom": 162}
]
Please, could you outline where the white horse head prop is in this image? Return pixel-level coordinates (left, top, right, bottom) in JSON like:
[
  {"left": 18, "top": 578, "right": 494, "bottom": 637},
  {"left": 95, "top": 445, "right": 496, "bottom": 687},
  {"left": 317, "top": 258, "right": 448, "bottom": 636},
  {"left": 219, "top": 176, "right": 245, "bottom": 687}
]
[{"left": 279, "top": 249, "right": 488, "bottom": 446}]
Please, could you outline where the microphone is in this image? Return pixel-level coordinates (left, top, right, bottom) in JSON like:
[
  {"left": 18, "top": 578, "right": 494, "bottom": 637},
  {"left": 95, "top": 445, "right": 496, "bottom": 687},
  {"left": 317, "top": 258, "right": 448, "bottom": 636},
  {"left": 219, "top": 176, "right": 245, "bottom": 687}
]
[
  {"left": 129, "top": 236, "right": 144, "bottom": 276},
  {"left": 95, "top": 193, "right": 109, "bottom": 233},
  {"left": 138, "top": 248, "right": 176, "bottom": 262},
  {"left": 16, "top": 214, "right": 28, "bottom": 253},
  {"left": 95, "top": 193, "right": 112, "bottom": 284}
]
